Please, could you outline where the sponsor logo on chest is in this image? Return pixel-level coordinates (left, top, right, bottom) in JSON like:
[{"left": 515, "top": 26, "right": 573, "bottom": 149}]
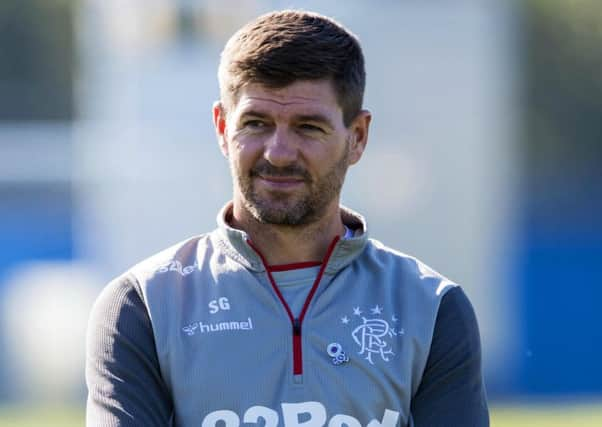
[{"left": 201, "top": 402, "right": 400, "bottom": 427}]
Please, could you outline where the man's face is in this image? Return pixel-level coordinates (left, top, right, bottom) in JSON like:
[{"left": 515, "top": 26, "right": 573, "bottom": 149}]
[{"left": 214, "top": 79, "right": 369, "bottom": 226}]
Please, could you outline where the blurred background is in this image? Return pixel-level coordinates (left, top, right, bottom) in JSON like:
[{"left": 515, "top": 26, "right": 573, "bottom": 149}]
[{"left": 0, "top": 0, "right": 601, "bottom": 425}]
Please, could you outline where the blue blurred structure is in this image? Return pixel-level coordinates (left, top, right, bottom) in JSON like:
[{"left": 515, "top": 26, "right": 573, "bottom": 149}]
[
  {"left": 519, "top": 225, "right": 602, "bottom": 394},
  {"left": 0, "top": 184, "right": 73, "bottom": 283},
  {"left": 515, "top": 1, "right": 602, "bottom": 396}
]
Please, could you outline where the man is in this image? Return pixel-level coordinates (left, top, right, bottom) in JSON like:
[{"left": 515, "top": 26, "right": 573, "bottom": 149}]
[{"left": 86, "top": 10, "right": 489, "bottom": 427}]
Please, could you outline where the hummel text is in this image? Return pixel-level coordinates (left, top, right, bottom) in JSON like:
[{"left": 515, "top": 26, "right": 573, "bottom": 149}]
[{"left": 182, "top": 317, "right": 253, "bottom": 336}]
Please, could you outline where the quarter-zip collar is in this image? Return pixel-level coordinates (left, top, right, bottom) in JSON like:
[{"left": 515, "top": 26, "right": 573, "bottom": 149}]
[{"left": 214, "top": 202, "right": 369, "bottom": 274}]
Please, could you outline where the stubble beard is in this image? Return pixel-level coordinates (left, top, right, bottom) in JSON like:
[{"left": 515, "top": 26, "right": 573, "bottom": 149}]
[{"left": 234, "top": 145, "right": 350, "bottom": 227}]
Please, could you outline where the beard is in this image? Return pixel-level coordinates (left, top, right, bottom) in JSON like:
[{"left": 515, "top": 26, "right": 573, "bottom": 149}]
[{"left": 233, "top": 144, "right": 350, "bottom": 226}]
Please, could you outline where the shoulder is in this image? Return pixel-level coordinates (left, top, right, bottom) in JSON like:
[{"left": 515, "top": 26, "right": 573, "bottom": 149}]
[
  {"left": 88, "top": 271, "right": 145, "bottom": 332},
  {"left": 90, "top": 233, "right": 215, "bottom": 316},
  {"left": 362, "top": 238, "right": 458, "bottom": 298},
  {"left": 88, "top": 270, "right": 150, "bottom": 342},
  {"left": 129, "top": 233, "right": 212, "bottom": 279}
]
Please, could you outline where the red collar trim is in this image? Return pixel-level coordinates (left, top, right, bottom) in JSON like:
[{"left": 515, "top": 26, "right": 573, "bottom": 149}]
[{"left": 267, "top": 261, "right": 322, "bottom": 272}]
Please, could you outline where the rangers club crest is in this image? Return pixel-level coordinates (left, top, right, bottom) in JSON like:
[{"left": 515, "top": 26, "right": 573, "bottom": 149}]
[{"left": 340, "top": 305, "right": 405, "bottom": 365}]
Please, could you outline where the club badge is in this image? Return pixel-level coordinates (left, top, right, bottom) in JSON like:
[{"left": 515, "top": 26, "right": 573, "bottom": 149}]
[{"left": 340, "top": 305, "right": 404, "bottom": 365}]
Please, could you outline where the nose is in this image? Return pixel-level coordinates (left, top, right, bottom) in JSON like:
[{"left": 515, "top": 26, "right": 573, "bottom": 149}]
[{"left": 263, "top": 126, "right": 298, "bottom": 167}]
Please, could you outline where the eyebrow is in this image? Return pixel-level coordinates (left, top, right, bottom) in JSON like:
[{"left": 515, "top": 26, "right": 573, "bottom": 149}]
[
  {"left": 237, "top": 110, "right": 335, "bottom": 130},
  {"left": 239, "top": 110, "right": 270, "bottom": 120}
]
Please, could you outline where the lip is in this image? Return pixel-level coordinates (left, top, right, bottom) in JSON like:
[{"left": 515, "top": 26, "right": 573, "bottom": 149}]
[{"left": 257, "top": 175, "right": 305, "bottom": 189}]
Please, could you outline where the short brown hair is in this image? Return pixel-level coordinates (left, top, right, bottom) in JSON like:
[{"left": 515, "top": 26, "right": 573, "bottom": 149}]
[{"left": 218, "top": 10, "right": 366, "bottom": 126}]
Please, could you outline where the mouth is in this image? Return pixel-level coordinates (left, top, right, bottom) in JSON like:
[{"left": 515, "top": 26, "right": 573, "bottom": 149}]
[
  {"left": 250, "top": 163, "right": 310, "bottom": 191},
  {"left": 257, "top": 175, "right": 306, "bottom": 189}
]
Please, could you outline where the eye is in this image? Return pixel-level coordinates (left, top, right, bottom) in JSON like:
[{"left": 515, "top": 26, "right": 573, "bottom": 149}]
[
  {"left": 299, "top": 123, "right": 325, "bottom": 133},
  {"left": 245, "top": 120, "right": 264, "bottom": 128},
  {"left": 242, "top": 119, "right": 267, "bottom": 129}
]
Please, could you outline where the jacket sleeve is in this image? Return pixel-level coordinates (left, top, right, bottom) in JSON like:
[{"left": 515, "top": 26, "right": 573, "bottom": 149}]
[
  {"left": 85, "top": 274, "right": 173, "bottom": 426},
  {"left": 409, "top": 286, "right": 489, "bottom": 427}
]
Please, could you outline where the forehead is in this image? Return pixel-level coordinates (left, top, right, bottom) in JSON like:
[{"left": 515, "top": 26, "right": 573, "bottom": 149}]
[{"left": 232, "top": 80, "right": 343, "bottom": 120}]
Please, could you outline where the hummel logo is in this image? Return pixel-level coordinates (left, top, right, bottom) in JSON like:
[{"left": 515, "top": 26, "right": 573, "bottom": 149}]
[
  {"left": 182, "top": 317, "right": 254, "bottom": 336},
  {"left": 182, "top": 324, "right": 198, "bottom": 336}
]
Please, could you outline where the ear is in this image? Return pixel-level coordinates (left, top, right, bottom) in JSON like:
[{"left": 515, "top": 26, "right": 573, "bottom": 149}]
[
  {"left": 213, "top": 101, "right": 229, "bottom": 157},
  {"left": 347, "top": 110, "right": 371, "bottom": 165}
]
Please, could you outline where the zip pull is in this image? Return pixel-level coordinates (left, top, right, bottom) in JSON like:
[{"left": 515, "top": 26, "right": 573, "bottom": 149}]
[{"left": 293, "top": 318, "right": 301, "bottom": 336}]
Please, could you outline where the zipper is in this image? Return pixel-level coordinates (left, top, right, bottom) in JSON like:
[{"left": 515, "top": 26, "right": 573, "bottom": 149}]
[
  {"left": 247, "top": 236, "right": 340, "bottom": 376},
  {"left": 292, "top": 318, "right": 302, "bottom": 374}
]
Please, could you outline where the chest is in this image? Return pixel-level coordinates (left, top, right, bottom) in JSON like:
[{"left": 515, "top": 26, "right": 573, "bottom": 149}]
[{"left": 146, "top": 268, "right": 425, "bottom": 427}]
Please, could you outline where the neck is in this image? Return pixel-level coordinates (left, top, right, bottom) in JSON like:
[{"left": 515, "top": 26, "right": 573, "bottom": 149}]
[{"left": 230, "top": 205, "right": 345, "bottom": 266}]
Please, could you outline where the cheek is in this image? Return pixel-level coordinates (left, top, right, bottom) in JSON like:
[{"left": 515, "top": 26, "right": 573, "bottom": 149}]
[
  {"left": 319, "top": 144, "right": 348, "bottom": 167},
  {"left": 229, "top": 141, "right": 259, "bottom": 172}
]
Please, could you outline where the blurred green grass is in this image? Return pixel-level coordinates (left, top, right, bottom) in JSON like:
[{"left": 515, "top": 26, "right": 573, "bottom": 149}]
[
  {"left": 0, "top": 405, "right": 84, "bottom": 427},
  {"left": 491, "top": 403, "right": 602, "bottom": 427},
  {"left": 0, "top": 404, "right": 602, "bottom": 426}
]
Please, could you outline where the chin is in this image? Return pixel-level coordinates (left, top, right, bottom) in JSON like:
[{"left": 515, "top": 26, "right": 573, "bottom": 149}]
[{"left": 249, "top": 202, "right": 315, "bottom": 226}]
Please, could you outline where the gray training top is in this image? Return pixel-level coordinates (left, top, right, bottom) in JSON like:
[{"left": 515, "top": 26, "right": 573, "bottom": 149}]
[{"left": 86, "top": 204, "right": 489, "bottom": 426}]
